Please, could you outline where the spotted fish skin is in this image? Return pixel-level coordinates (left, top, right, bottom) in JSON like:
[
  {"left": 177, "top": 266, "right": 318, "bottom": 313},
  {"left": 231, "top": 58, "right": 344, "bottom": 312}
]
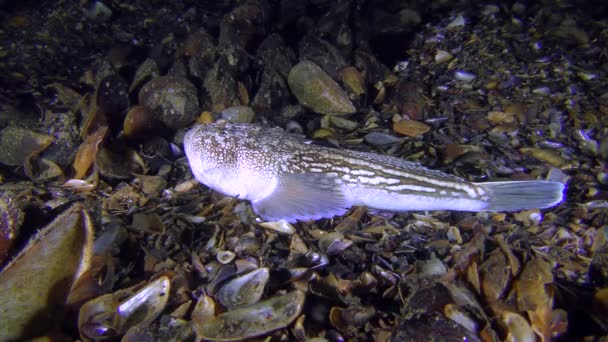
[{"left": 184, "top": 122, "right": 565, "bottom": 222}]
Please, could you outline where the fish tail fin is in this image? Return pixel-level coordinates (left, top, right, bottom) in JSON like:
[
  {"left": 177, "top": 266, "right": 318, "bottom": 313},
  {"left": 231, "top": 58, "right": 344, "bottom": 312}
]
[{"left": 476, "top": 181, "right": 565, "bottom": 211}]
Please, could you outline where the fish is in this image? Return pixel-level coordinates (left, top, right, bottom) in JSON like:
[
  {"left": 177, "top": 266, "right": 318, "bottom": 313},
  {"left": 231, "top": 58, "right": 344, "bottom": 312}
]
[{"left": 183, "top": 121, "right": 565, "bottom": 223}]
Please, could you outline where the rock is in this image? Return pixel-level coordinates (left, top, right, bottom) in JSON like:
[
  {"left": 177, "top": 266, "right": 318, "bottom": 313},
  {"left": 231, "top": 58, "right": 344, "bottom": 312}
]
[
  {"left": 354, "top": 48, "right": 390, "bottom": 85},
  {"left": 221, "top": 0, "right": 271, "bottom": 50},
  {"left": 287, "top": 61, "right": 356, "bottom": 116},
  {"left": 251, "top": 68, "right": 291, "bottom": 113},
  {"left": 130, "top": 58, "right": 160, "bottom": 93},
  {"left": 138, "top": 76, "right": 199, "bottom": 130},
  {"left": 279, "top": 105, "right": 305, "bottom": 122},
  {"left": 256, "top": 33, "right": 296, "bottom": 78},
  {"left": 298, "top": 35, "right": 347, "bottom": 80},
  {"left": 96, "top": 74, "right": 130, "bottom": 124},
  {"left": 371, "top": 8, "right": 421, "bottom": 35},
  {"left": 204, "top": 57, "right": 239, "bottom": 112}
]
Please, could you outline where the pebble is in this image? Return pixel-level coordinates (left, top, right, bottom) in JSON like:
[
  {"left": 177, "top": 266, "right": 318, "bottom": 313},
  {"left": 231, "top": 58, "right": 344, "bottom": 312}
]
[
  {"left": 139, "top": 76, "right": 200, "bottom": 130},
  {"left": 123, "top": 105, "right": 157, "bottom": 138}
]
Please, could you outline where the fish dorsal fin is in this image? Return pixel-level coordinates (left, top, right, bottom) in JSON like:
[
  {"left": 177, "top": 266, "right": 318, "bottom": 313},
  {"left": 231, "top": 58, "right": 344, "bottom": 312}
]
[
  {"left": 346, "top": 149, "right": 465, "bottom": 181},
  {"left": 251, "top": 173, "right": 350, "bottom": 222}
]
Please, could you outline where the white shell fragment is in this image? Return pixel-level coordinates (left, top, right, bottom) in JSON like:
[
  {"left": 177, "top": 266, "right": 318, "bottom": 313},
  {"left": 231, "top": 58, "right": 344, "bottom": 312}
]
[
  {"left": 217, "top": 250, "right": 236, "bottom": 264},
  {"left": 259, "top": 220, "right": 296, "bottom": 235},
  {"left": 435, "top": 50, "right": 454, "bottom": 64},
  {"left": 118, "top": 276, "right": 170, "bottom": 325},
  {"left": 447, "top": 15, "right": 466, "bottom": 28},
  {"left": 454, "top": 70, "right": 476, "bottom": 82},
  {"left": 78, "top": 276, "right": 171, "bottom": 341}
]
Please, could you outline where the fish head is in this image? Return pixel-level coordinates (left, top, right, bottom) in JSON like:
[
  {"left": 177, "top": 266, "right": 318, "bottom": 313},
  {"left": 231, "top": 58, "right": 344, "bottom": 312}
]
[
  {"left": 183, "top": 123, "right": 226, "bottom": 182},
  {"left": 183, "top": 122, "right": 279, "bottom": 201}
]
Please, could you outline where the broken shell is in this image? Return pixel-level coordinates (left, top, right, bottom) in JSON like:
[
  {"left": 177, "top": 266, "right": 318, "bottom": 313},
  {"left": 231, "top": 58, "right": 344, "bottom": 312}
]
[
  {"left": 49, "top": 82, "right": 82, "bottom": 110},
  {"left": 312, "top": 127, "right": 336, "bottom": 139},
  {"left": 234, "top": 258, "right": 259, "bottom": 274},
  {"left": 174, "top": 179, "right": 196, "bottom": 193},
  {"left": 392, "top": 313, "right": 480, "bottom": 342},
  {"left": 479, "top": 250, "right": 509, "bottom": 301},
  {"left": 329, "top": 306, "right": 348, "bottom": 331},
  {"left": 129, "top": 212, "right": 165, "bottom": 235},
  {"left": 447, "top": 15, "right": 466, "bottom": 28},
  {"left": 532, "top": 87, "right": 551, "bottom": 96},
  {"left": 136, "top": 174, "right": 167, "bottom": 196},
  {"left": 219, "top": 106, "right": 255, "bottom": 123},
  {"left": 393, "top": 119, "right": 431, "bottom": 137},
  {"left": 364, "top": 131, "right": 403, "bottom": 146},
  {"left": 0, "top": 126, "right": 53, "bottom": 167},
  {"left": 118, "top": 277, "right": 170, "bottom": 325},
  {"left": 259, "top": 220, "right": 296, "bottom": 235},
  {"left": 444, "top": 304, "right": 478, "bottom": 334},
  {"left": 289, "top": 234, "right": 309, "bottom": 254},
  {"left": 339, "top": 66, "right": 366, "bottom": 96},
  {"left": 501, "top": 311, "right": 535, "bottom": 342},
  {"left": 96, "top": 74, "right": 129, "bottom": 118},
  {"left": 487, "top": 111, "right": 516, "bottom": 125},
  {"left": 216, "top": 267, "right": 269, "bottom": 308},
  {"left": 515, "top": 257, "right": 553, "bottom": 312},
  {"left": 194, "top": 290, "right": 305, "bottom": 341},
  {"left": 0, "top": 203, "right": 94, "bottom": 341},
  {"left": 416, "top": 256, "right": 447, "bottom": 277},
  {"left": 192, "top": 294, "right": 216, "bottom": 326},
  {"left": 78, "top": 276, "right": 171, "bottom": 341},
  {"left": 0, "top": 192, "right": 23, "bottom": 263},
  {"left": 293, "top": 314, "right": 307, "bottom": 340},
  {"left": 318, "top": 232, "right": 353, "bottom": 255},
  {"left": 217, "top": 250, "right": 236, "bottom": 264},
  {"left": 96, "top": 147, "right": 145, "bottom": 180},
  {"left": 435, "top": 50, "right": 454, "bottom": 64},
  {"left": 330, "top": 305, "right": 375, "bottom": 332},
  {"left": 73, "top": 126, "right": 108, "bottom": 179},
  {"left": 204, "top": 61, "right": 239, "bottom": 112},
  {"left": 234, "top": 234, "right": 261, "bottom": 256},
  {"left": 288, "top": 61, "right": 356, "bottom": 115},
  {"left": 454, "top": 70, "right": 476, "bottom": 82},
  {"left": 330, "top": 115, "right": 359, "bottom": 131},
  {"left": 520, "top": 147, "right": 568, "bottom": 167},
  {"left": 129, "top": 58, "right": 159, "bottom": 93},
  {"left": 197, "top": 110, "right": 215, "bottom": 124},
  {"left": 24, "top": 157, "right": 64, "bottom": 181}
]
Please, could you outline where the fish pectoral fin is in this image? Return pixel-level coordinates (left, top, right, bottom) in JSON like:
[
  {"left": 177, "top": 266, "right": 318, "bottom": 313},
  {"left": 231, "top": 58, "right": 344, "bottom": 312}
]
[{"left": 251, "top": 173, "right": 350, "bottom": 222}]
